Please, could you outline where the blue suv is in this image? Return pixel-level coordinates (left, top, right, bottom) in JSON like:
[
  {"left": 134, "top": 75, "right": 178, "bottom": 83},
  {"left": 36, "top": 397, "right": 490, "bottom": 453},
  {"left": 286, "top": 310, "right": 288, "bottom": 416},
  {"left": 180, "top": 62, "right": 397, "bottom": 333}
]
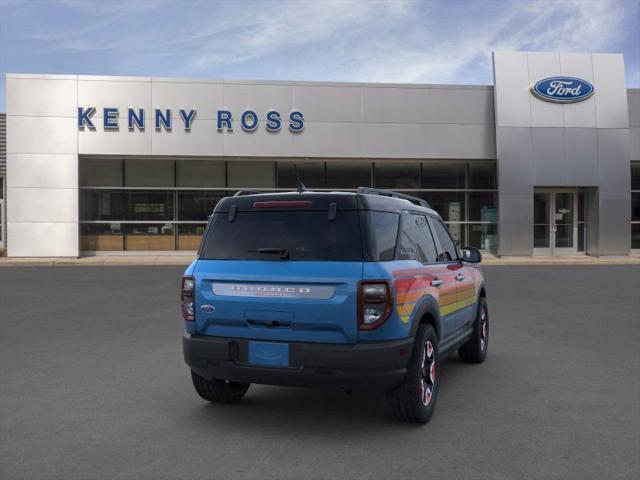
[{"left": 182, "top": 187, "right": 488, "bottom": 423}]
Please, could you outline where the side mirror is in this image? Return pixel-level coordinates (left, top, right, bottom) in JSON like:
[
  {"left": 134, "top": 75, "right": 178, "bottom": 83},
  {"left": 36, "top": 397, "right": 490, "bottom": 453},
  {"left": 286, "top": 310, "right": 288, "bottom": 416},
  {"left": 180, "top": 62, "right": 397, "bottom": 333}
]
[{"left": 461, "top": 246, "right": 482, "bottom": 263}]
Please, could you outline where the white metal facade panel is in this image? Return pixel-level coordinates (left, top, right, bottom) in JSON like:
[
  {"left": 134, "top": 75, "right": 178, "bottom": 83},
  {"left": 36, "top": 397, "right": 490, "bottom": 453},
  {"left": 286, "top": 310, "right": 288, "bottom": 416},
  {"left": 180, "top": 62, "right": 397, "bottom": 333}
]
[
  {"left": 223, "top": 125, "right": 294, "bottom": 157},
  {"left": 78, "top": 78, "right": 153, "bottom": 115},
  {"left": 6, "top": 75, "right": 80, "bottom": 257},
  {"left": 79, "top": 119, "right": 152, "bottom": 156},
  {"left": 361, "top": 87, "right": 429, "bottom": 124},
  {"left": 7, "top": 222, "right": 79, "bottom": 257},
  {"left": 360, "top": 123, "right": 428, "bottom": 158},
  {"left": 7, "top": 116, "right": 77, "bottom": 154},
  {"left": 592, "top": 54, "right": 629, "bottom": 129},
  {"left": 527, "top": 52, "right": 565, "bottom": 128},
  {"left": 492, "top": 51, "right": 532, "bottom": 128},
  {"left": 7, "top": 154, "right": 78, "bottom": 189},
  {"left": 493, "top": 51, "right": 631, "bottom": 256},
  {"left": 151, "top": 81, "right": 224, "bottom": 120},
  {"left": 223, "top": 83, "right": 294, "bottom": 121},
  {"left": 7, "top": 187, "right": 78, "bottom": 223},
  {"left": 293, "top": 85, "right": 362, "bottom": 123},
  {"left": 560, "top": 53, "right": 597, "bottom": 128},
  {"left": 6, "top": 77, "right": 77, "bottom": 118}
]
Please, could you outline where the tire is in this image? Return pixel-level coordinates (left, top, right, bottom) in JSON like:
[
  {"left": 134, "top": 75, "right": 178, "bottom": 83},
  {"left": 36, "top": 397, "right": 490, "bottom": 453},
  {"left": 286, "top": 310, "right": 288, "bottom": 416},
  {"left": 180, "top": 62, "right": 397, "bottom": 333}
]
[
  {"left": 458, "top": 297, "right": 489, "bottom": 364},
  {"left": 190, "top": 370, "right": 250, "bottom": 404},
  {"left": 387, "top": 324, "right": 440, "bottom": 424}
]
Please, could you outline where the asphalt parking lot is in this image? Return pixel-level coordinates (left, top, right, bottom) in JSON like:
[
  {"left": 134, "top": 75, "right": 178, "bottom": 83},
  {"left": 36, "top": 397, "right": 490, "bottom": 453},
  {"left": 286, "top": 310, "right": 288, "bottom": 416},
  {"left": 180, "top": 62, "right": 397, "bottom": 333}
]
[{"left": 1, "top": 265, "right": 638, "bottom": 480}]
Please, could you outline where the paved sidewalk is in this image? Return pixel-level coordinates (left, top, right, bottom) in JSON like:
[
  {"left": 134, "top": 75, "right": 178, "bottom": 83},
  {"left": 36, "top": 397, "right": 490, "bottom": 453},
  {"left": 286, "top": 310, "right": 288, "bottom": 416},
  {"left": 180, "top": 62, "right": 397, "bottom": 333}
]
[
  {"left": 0, "top": 255, "right": 197, "bottom": 266},
  {"left": 1, "top": 253, "right": 639, "bottom": 266},
  {"left": 481, "top": 253, "right": 640, "bottom": 265}
]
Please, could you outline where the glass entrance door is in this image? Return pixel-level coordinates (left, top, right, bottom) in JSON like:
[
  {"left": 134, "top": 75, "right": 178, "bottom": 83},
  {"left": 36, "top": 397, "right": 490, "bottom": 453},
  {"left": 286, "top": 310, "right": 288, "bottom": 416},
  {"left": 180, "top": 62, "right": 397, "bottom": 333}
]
[
  {"left": 533, "top": 190, "right": 578, "bottom": 255},
  {"left": 553, "top": 192, "right": 575, "bottom": 253}
]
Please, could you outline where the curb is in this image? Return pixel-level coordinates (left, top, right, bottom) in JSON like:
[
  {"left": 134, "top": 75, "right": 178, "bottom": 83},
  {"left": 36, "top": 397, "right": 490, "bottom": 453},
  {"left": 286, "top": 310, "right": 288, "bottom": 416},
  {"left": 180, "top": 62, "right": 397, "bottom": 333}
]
[{"left": 0, "top": 256, "right": 196, "bottom": 267}]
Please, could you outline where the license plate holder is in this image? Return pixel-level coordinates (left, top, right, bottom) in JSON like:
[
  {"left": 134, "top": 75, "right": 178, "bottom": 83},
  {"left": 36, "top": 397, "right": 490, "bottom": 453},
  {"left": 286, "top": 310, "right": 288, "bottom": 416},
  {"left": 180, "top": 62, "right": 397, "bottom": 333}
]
[{"left": 248, "top": 341, "right": 289, "bottom": 367}]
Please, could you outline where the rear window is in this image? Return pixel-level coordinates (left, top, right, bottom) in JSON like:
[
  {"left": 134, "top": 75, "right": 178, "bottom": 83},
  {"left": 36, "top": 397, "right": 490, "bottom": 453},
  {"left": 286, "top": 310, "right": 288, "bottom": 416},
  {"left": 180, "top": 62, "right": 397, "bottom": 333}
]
[{"left": 200, "top": 210, "right": 363, "bottom": 261}]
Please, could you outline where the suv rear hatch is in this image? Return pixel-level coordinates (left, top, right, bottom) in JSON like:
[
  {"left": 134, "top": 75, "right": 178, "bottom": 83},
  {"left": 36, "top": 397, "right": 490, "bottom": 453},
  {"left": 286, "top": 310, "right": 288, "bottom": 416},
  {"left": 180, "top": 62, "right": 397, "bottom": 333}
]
[{"left": 194, "top": 194, "right": 363, "bottom": 344}]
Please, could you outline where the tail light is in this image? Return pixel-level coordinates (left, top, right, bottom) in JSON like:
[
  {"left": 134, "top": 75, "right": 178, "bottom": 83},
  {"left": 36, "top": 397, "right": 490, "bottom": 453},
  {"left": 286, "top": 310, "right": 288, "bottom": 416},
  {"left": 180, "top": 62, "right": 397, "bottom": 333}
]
[
  {"left": 358, "top": 281, "right": 392, "bottom": 330},
  {"left": 181, "top": 276, "right": 195, "bottom": 321}
]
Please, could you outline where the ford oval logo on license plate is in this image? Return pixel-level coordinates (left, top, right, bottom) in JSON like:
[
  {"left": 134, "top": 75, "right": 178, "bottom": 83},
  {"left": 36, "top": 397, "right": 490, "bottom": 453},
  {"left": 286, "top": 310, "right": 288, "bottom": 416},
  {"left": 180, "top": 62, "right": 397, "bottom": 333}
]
[
  {"left": 248, "top": 341, "right": 289, "bottom": 367},
  {"left": 531, "top": 76, "right": 594, "bottom": 103}
]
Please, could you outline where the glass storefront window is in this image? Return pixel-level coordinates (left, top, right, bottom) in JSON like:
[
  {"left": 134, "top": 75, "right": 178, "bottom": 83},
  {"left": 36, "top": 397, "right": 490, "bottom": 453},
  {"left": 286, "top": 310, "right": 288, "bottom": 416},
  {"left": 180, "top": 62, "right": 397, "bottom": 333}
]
[
  {"left": 79, "top": 159, "right": 499, "bottom": 252},
  {"left": 80, "top": 158, "right": 123, "bottom": 186},
  {"left": 629, "top": 164, "right": 639, "bottom": 250},
  {"left": 277, "top": 161, "right": 325, "bottom": 188},
  {"left": 468, "top": 162, "right": 496, "bottom": 189},
  {"left": 122, "top": 223, "right": 174, "bottom": 251},
  {"left": 469, "top": 191, "right": 497, "bottom": 222},
  {"left": 178, "top": 191, "right": 226, "bottom": 221},
  {"left": 421, "top": 162, "right": 465, "bottom": 189},
  {"left": 631, "top": 162, "right": 640, "bottom": 191},
  {"left": 375, "top": 162, "right": 420, "bottom": 189},
  {"left": 467, "top": 224, "right": 497, "bottom": 251},
  {"left": 124, "top": 159, "right": 175, "bottom": 187},
  {"left": 81, "top": 190, "right": 126, "bottom": 221},
  {"left": 127, "top": 191, "right": 173, "bottom": 221},
  {"left": 326, "top": 161, "right": 371, "bottom": 189},
  {"left": 445, "top": 223, "right": 465, "bottom": 247},
  {"left": 228, "top": 161, "right": 274, "bottom": 188},
  {"left": 80, "top": 223, "right": 125, "bottom": 251},
  {"left": 418, "top": 191, "right": 465, "bottom": 222},
  {"left": 82, "top": 190, "right": 173, "bottom": 221},
  {"left": 632, "top": 192, "right": 640, "bottom": 222},
  {"left": 177, "top": 160, "right": 225, "bottom": 188},
  {"left": 632, "top": 224, "right": 640, "bottom": 249},
  {"left": 177, "top": 224, "right": 207, "bottom": 251}
]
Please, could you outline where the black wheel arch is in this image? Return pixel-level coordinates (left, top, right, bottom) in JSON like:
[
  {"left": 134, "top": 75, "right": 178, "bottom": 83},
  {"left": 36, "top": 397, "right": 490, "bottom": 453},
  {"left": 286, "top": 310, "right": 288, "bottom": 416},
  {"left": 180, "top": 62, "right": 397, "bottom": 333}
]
[
  {"left": 409, "top": 295, "right": 443, "bottom": 340},
  {"left": 476, "top": 281, "right": 487, "bottom": 316},
  {"left": 478, "top": 280, "right": 487, "bottom": 300}
]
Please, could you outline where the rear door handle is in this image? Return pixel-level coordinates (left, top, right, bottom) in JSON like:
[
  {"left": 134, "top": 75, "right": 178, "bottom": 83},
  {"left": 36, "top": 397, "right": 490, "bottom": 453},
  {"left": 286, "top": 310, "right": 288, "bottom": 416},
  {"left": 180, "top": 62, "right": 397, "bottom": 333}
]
[
  {"left": 431, "top": 278, "right": 443, "bottom": 287},
  {"left": 455, "top": 273, "right": 465, "bottom": 282}
]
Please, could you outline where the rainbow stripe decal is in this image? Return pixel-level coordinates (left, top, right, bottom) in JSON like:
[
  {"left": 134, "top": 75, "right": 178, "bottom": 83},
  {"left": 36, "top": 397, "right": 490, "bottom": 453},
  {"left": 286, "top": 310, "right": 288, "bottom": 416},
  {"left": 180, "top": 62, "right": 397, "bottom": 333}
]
[{"left": 393, "top": 267, "right": 477, "bottom": 324}]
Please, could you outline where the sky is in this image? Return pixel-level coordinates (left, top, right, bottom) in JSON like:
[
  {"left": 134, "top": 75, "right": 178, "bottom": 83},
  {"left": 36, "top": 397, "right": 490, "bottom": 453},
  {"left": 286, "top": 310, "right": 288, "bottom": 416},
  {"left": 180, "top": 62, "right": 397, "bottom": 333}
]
[{"left": 0, "top": 0, "right": 638, "bottom": 111}]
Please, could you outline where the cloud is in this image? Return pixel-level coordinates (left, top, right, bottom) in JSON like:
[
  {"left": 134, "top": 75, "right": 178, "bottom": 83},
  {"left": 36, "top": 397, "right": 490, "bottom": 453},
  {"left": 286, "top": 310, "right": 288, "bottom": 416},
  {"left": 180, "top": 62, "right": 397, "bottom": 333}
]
[
  {"left": 186, "top": 0, "right": 411, "bottom": 70},
  {"left": 343, "top": 0, "right": 634, "bottom": 84},
  {"left": 174, "top": 0, "right": 637, "bottom": 86},
  {"left": 0, "top": 0, "right": 637, "bottom": 93}
]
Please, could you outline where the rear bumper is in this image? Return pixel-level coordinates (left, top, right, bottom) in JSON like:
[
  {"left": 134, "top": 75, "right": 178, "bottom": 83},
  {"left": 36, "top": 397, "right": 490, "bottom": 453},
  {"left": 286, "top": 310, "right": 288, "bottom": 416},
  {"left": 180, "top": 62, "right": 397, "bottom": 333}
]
[{"left": 183, "top": 334, "right": 414, "bottom": 393}]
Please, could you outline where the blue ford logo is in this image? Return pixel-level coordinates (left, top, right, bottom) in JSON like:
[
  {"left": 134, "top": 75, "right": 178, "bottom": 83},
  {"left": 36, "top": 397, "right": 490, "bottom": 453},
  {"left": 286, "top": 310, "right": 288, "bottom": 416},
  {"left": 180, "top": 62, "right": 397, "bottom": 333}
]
[{"left": 531, "top": 77, "right": 594, "bottom": 103}]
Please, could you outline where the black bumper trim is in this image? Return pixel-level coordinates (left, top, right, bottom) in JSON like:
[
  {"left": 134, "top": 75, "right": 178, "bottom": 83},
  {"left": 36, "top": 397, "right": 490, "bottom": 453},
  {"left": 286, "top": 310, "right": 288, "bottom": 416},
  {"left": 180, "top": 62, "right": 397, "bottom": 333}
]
[{"left": 183, "top": 334, "right": 414, "bottom": 393}]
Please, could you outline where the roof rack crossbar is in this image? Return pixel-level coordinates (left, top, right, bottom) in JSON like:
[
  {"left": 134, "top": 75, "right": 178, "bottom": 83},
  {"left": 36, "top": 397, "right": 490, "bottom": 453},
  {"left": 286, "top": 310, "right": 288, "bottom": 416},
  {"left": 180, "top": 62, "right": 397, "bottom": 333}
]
[{"left": 356, "top": 187, "right": 431, "bottom": 209}]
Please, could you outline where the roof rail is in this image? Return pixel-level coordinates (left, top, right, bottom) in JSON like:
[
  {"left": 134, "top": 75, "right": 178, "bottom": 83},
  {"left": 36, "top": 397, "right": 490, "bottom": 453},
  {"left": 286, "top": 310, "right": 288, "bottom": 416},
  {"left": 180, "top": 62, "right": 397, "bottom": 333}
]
[
  {"left": 233, "top": 190, "right": 265, "bottom": 197},
  {"left": 356, "top": 187, "right": 431, "bottom": 209}
]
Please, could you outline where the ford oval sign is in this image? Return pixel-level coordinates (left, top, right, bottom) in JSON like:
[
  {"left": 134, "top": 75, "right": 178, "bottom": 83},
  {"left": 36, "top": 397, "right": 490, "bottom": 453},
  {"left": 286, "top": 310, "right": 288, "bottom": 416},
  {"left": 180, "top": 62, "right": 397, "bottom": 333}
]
[{"left": 531, "top": 77, "right": 594, "bottom": 103}]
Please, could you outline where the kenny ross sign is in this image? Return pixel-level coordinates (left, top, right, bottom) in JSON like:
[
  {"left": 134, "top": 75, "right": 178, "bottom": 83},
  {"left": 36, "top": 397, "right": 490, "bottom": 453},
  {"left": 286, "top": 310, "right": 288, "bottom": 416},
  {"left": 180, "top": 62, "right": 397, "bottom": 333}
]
[{"left": 77, "top": 107, "right": 304, "bottom": 133}]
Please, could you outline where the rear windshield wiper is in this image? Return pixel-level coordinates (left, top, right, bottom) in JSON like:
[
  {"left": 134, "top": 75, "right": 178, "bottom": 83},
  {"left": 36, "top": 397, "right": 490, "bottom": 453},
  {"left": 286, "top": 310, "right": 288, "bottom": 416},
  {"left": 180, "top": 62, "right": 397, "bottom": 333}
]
[{"left": 248, "top": 247, "right": 290, "bottom": 260}]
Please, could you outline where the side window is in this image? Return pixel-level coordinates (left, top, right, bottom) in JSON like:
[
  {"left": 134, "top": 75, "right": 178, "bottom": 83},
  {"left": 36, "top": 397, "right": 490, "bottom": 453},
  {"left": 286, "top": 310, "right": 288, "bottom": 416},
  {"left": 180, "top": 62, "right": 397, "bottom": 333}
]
[
  {"left": 396, "top": 213, "right": 438, "bottom": 263},
  {"left": 431, "top": 218, "right": 459, "bottom": 262},
  {"left": 366, "top": 211, "right": 400, "bottom": 261}
]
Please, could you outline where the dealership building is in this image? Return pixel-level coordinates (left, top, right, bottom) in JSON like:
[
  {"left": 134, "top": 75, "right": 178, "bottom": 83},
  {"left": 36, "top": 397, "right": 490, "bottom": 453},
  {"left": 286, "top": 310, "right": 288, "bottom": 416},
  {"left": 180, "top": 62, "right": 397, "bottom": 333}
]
[{"left": 1, "top": 51, "right": 639, "bottom": 257}]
